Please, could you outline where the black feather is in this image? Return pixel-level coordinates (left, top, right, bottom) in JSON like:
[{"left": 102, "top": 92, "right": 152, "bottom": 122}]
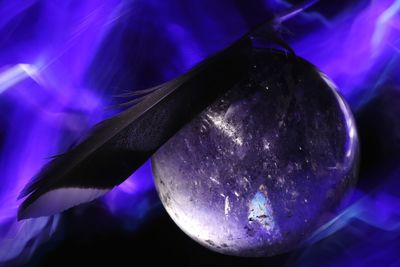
[
  {"left": 18, "top": 36, "right": 253, "bottom": 219},
  {"left": 18, "top": 0, "right": 318, "bottom": 219}
]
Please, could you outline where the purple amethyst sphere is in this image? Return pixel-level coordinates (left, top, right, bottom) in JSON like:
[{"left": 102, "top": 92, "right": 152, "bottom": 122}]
[{"left": 151, "top": 50, "right": 359, "bottom": 257}]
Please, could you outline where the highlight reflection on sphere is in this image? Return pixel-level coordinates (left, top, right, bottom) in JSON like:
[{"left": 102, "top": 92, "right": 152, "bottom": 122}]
[{"left": 152, "top": 50, "right": 359, "bottom": 257}]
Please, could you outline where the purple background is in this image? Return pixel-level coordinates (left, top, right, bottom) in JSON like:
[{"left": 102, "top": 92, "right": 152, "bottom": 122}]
[{"left": 0, "top": 0, "right": 399, "bottom": 266}]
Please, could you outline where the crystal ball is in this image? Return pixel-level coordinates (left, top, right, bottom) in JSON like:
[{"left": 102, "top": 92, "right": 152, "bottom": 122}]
[{"left": 151, "top": 49, "right": 359, "bottom": 257}]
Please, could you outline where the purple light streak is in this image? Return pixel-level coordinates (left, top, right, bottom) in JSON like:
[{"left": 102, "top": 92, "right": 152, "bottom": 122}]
[
  {"left": 292, "top": 0, "right": 400, "bottom": 107},
  {"left": 0, "top": 0, "right": 120, "bottom": 264}
]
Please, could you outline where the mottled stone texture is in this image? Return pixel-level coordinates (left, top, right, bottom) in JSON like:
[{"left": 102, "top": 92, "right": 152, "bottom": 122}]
[{"left": 151, "top": 49, "right": 359, "bottom": 257}]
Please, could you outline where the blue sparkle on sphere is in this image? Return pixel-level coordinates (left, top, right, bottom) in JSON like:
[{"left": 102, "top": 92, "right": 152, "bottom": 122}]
[{"left": 152, "top": 50, "right": 359, "bottom": 257}]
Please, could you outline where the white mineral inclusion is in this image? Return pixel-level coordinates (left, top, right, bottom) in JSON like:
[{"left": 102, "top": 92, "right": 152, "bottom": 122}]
[
  {"left": 248, "top": 191, "right": 281, "bottom": 238},
  {"left": 205, "top": 111, "right": 243, "bottom": 146}
]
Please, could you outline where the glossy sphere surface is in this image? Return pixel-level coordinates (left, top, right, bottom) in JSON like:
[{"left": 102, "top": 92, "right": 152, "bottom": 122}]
[{"left": 152, "top": 50, "right": 359, "bottom": 257}]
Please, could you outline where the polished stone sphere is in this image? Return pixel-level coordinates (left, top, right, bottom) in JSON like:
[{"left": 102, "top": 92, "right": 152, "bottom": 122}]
[{"left": 151, "top": 50, "right": 359, "bottom": 257}]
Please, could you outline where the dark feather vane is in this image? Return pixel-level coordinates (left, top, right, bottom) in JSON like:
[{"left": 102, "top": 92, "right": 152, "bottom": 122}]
[
  {"left": 18, "top": 0, "right": 316, "bottom": 219},
  {"left": 18, "top": 36, "right": 253, "bottom": 219}
]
